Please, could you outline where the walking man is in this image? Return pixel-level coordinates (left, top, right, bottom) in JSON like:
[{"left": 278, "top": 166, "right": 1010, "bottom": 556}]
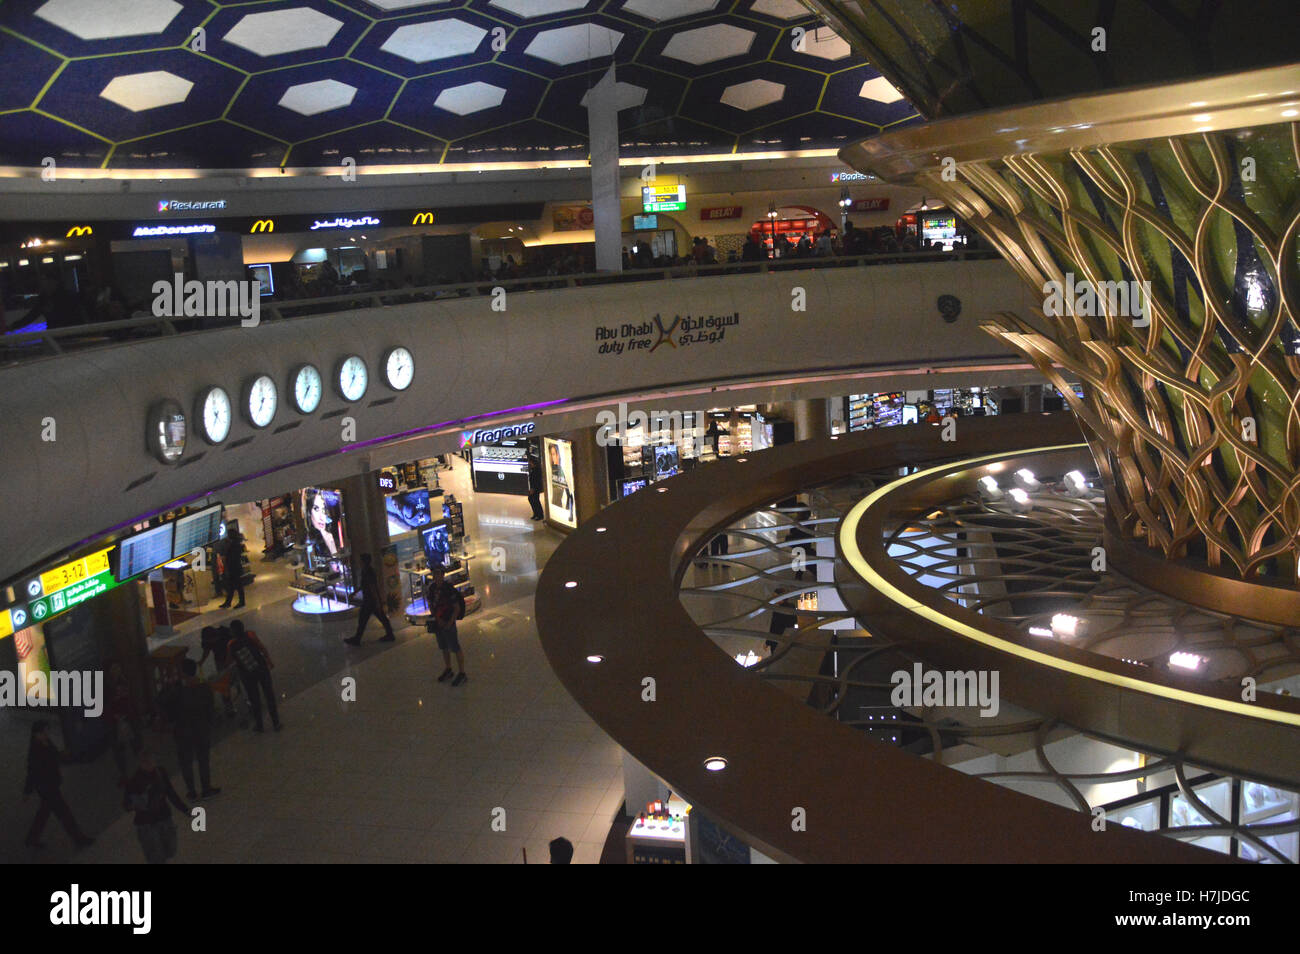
[
  {"left": 158, "top": 658, "right": 220, "bottom": 800},
  {"left": 227, "top": 619, "right": 281, "bottom": 732},
  {"left": 426, "top": 566, "right": 467, "bottom": 686},
  {"left": 527, "top": 457, "right": 544, "bottom": 521},
  {"left": 345, "top": 553, "right": 396, "bottom": 646}
]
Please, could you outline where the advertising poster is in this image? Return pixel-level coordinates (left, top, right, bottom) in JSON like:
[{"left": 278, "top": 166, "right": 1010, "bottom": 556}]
[
  {"left": 302, "top": 488, "right": 347, "bottom": 569},
  {"left": 552, "top": 205, "right": 594, "bottom": 232},
  {"left": 543, "top": 437, "right": 577, "bottom": 529}
]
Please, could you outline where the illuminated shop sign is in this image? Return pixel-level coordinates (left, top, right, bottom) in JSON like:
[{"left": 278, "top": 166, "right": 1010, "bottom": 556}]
[
  {"left": 250, "top": 219, "right": 275, "bottom": 233},
  {"left": 411, "top": 211, "right": 435, "bottom": 225},
  {"left": 830, "top": 171, "right": 871, "bottom": 182},
  {"left": 158, "top": 199, "right": 227, "bottom": 212},
  {"left": 310, "top": 216, "right": 380, "bottom": 231},
  {"left": 460, "top": 421, "right": 536, "bottom": 447},
  {"left": 65, "top": 225, "right": 93, "bottom": 237},
  {"left": 377, "top": 471, "right": 398, "bottom": 492},
  {"left": 132, "top": 223, "right": 217, "bottom": 237},
  {"left": 642, "top": 185, "right": 686, "bottom": 213},
  {"left": 852, "top": 197, "right": 890, "bottom": 212}
]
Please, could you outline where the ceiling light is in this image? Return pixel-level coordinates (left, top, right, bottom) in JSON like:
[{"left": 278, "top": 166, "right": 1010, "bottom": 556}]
[
  {"left": 586, "top": 654, "right": 604, "bottom": 664},
  {"left": 703, "top": 756, "right": 727, "bottom": 771},
  {"left": 1064, "top": 470, "right": 1088, "bottom": 494},
  {"left": 1028, "top": 626, "right": 1053, "bottom": 638},
  {"left": 564, "top": 581, "right": 578, "bottom": 589},
  {"left": 1008, "top": 488, "right": 1031, "bottom": 511},
  {"left": 1050, "top": 613, "right": 1079, "bottom": 638},
  {"left": 1014, "top": 468, "right": 1039, "bottom": 489},
  {"left": 595, "top": 527, "right": 607, "bottom": 533},
  {"left": 978, "top": 476, "right": 1002, "bottom": 499},
  {"left": 1169, "top": 651, "right": 1204, "bottom": 671}
]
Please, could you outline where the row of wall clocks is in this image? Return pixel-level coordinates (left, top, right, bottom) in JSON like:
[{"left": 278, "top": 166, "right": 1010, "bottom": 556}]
[{"left": 148, "top": 348, "right": 414, "bottom": 464}]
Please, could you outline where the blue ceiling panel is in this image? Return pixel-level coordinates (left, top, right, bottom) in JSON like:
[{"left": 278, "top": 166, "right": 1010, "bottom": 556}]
[
  {"left": 0, "top": 112, "right": 109, "bottom": 167},
  {"left": 287, "top": 120, "right": 447, "bottom": 167},
  {"left": 538, "top": 64, "right": 688, "bottom": 136},
  {"left": 389, "top": 61, "right": 546, "bottom": 138},
  {"left": 37, "top": 49, "right": 243, "bottom": 142},
  {"left": 0, "top": 32, "right": 62, "bottom": 111},
  {"left": 109, "top": 119, "right": 287, "bottom": 169},
  {"left": 681, "top": 61, "right": 824, "bottom": 135},
  {"left": 228, "top": 59, "right": 404, "bottom": 141},
  {"left": 0, "top": 0, "right": 920, "bottom": 169}
]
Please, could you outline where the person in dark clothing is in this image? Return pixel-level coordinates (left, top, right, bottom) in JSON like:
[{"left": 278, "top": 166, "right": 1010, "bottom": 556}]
[
  {"left": 345, "top": 552, "right": 395, "bottom": 645},
  {"left": 199, "top": 624, "right": 238, "bottom": 717},
  {"left": 527, "top": 458, "right": 544, "bottom": 521},
  {"left": 158, "top": 659, "right": 220, "bottom": 800},
  {"left": 766, "top": 586, "right": 800, "bottom": 654},
  {"left": 23, "top": 721, "right": 93, "bottom": 850},
  {"left": 123, "top": 750, "right": 188, "bottom": 864},
  {"left": 227, "top": 619, "right": 281, "bottom": 732},
  {"left": 218, "top": 527, "right": 245, "bottom": 609},
  {"left": 740, "top": 233, "right": 765, "bottom": 262},
  {"left": 549, "top": 836, "right": 574, "bottom": 864},
  {"left": 426, "top": 565, "right": 468, "bottom": 686}
]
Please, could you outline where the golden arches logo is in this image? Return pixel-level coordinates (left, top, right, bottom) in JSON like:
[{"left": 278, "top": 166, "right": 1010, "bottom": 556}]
[
  {"left": 65, "top": 225, "right": 92, "bottom": 237},
  {"left": 411, "top": 211, "right": 435, "bottom": 225},
  {"left": 250, "top": 219, "right": 275, "bottom": 233}
]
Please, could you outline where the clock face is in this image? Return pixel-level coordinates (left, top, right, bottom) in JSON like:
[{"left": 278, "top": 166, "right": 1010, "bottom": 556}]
[
  {"left": 337, "top": 355, "right": 368, "bottom": 402},
  {"left": 292, "top": 364, "right": 322, "bottom": 414},
  {"left": 149, "top": 399, "right": 186, "bottom": 464},
  {"left": 244, "top": 374, "right": 278, "bottom": 428},
  {"left": 198, "top": 386, "right": 232, "bottom": 444},
  {"left": 383, "top": 347, "right": 414, "bottom": 391}
]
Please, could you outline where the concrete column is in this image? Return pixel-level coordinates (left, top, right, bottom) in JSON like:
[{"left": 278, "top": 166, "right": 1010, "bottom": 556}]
[
  {"left": 761, "top": 398, "right": 830, "bottom": 442},
  {"left": 586, "top": 66, "right": 622, "bottom": 274},
  {"left": 336, "top": 468, "right": 392, "bottom": 601}
]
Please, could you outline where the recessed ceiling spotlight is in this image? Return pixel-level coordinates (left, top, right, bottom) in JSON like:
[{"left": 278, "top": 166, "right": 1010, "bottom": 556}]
[
  {"left": 595, "top": 527, "right": 607, "bottom": 533},
  {"left": 703, "top": 756, "right": 727, "bottom": 772},
  {"left": 586, "top": 654, "right": 604, "bottom": 664},
  {"left": 1050, "top": 613, "right": 1079, "bottom": 638},
  {"left": 1169, "top": 651, "right": 1204, "bottom": 671},
  {"left": 564, "top": 581, "right": 578, "bottom": 589}
]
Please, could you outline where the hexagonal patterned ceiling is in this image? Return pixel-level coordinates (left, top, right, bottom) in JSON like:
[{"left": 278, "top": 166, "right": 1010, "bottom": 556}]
[{"left": 0, "top": 0, "right": 918, "bottom": 171}]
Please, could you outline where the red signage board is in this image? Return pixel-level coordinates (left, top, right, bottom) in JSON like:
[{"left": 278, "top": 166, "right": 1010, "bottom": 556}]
[
  {"left": 852, "top": 198, "right": 890, "bottom": 213},
  {"left": 700, "top": 206, "right": 743, "bottom": 221}
]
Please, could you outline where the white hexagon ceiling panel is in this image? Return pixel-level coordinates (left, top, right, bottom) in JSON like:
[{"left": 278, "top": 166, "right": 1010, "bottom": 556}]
[
  {"left": 35, "top": 0, "right": 182, "bottom": 40},
  {"left": 223, "top": 8, "right": 344, "bottom": 57},
  {"left": 622, "top": 0, "right": 719, "bottom": 21},
  {"left": 279, "top": 79, "right": 358, "bottom": 116},
  {"left": 0, "top": 1, "right": 918, "bottom": 169},
  {"left": 381, "top": 20, "right": 487, "bottom": 63},
  {"left": 662, "top": 24, "right": 755, "bottom": 64},
  {"left": 524, "top": 24, "right": 623, "bottom": 65},
  {"left": 720, "top": 78, "right": 785, "bottom": 111},
  {"left": 99, "top": 70, "right": 193, "bottom": 112},
  {"left": 434, "top": 81, "right": 507, "bottom": 116}
]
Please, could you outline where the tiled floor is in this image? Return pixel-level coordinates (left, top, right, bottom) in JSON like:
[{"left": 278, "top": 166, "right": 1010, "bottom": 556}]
[{"left": 15, "top": 458, "right": 626, "bottom": 865}]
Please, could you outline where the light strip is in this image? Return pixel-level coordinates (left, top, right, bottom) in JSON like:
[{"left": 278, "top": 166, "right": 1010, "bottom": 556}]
[
  {"left": 838, "top": 443, "right": 1300, "bottom": 728},
  {"left": 0, "top": 149, "right": 841, "bottom": 182}
]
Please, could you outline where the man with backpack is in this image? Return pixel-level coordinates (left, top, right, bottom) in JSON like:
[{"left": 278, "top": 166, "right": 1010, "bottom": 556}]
[
  {"left": 425, "top": 566, "right": 467, "bottom": 686},
  {"left": 227, "top": 619, "right": 281, "bottom": 732}
]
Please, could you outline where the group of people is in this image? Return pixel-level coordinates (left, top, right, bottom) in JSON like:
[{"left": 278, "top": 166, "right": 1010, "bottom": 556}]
[{"left": 346, "top": 553, "right": 469, "bottom": 687}]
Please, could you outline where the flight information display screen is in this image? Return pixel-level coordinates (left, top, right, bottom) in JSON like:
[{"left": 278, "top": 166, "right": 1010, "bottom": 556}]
[
  {"left": 117, "top": 524, "right": 174, "bottom": 580},
  {"left": 172, "top": 504, "right": 224, "bottom": 559}
]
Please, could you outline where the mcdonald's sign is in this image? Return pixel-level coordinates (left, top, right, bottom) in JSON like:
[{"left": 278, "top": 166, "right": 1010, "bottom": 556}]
[
  {"left": 250, "top": 219, "right": 275, "bottom": 233},
  {"left": 411, "top": 211, "right": 435, "bottom": 226},
  {"left": 65, "top": 225, "right": 92, "bottom": 237}
]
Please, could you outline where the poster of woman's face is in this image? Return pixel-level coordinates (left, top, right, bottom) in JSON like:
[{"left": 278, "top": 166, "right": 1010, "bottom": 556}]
[{"left": 302, "top": 488, "right": 346, "bottom": 567}]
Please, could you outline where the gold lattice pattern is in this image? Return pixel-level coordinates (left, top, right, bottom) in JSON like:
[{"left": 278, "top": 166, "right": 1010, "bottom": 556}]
[{"left": 910, "top": 122, "right": 1300, "bottom": 583}]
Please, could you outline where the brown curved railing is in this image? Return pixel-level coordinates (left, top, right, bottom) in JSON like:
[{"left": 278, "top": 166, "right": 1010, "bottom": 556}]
[{"left": 534, "top": 412, "right": 1224, "bottom": 863}]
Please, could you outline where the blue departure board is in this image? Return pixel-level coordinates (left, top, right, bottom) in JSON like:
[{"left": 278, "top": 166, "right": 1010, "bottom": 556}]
[{"left": 117, "top": 524, "right": 174, "bottom": 580}]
